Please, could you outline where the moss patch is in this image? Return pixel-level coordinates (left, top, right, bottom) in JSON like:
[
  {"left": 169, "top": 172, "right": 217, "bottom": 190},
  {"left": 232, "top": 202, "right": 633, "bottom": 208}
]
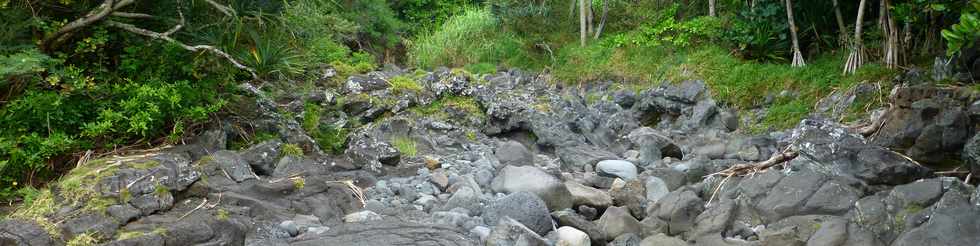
[
  {"left": 411, "top": 96, "right": 486, "bottom": 121},
  {"left": 388, "top": 76, "right": 423, "bottom": 95}
]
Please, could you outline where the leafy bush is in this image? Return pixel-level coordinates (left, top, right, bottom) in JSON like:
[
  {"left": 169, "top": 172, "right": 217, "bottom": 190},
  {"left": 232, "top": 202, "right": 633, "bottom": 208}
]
[
  {"left": 409, "top": 8, "right": 535, "bottom": 69},
  {"left": 612, "top": 5, "right": 724, "bottom": 48},
  {"left": 720, "top": 0, "right": 789, "bottom": 61},
  {"left": 942, "top": 1, "right": 980, "bottom": 56}
]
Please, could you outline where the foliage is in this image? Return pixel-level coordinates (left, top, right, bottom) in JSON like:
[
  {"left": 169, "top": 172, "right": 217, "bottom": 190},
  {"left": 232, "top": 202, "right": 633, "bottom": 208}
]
[
  {"left": 942, "top": 1, "right": 980, "bottom": 56},
  {"left": 611, "top": 5, "right": 724, "bottom": 48},
  {"left": 302, "top": 102, "right": 349, "bottom": 154},
  {"left": 388, "top": 76, "right": 423, "bottom": 95},
  {"left": 409, "top": 7, "right": 535, "bottom": 69},
  {"left": 721, "top": 0, "right": 790, "bottom": 61},
  {"left": 281, "top": 143, "right": 304, "bottom": 157}
]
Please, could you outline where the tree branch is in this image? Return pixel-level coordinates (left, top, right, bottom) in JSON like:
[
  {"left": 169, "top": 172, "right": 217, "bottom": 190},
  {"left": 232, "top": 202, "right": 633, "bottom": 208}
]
[
  {"left": 105, "top": 12, "right": 258, "bottom": 80},
  {"left": 111, "top": 12, "right": 154, "bottom": 19},
  {"left": 204, "top": 0, "right": 235, "bottom": 17}
]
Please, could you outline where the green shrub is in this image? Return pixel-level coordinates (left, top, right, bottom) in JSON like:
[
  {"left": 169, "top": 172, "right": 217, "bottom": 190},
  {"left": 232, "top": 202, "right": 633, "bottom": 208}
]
[
  {"left": 409, "top": 8, "right": 535, "bottom": 69},
  {"left": 388, "top": 76, "right": 423, "bottom": 95},
  {"left": 281, "top": 144, "right": 304, "bottom": 157},
  {"left": 392, "top": 136, "right": 417, "bottom": 157}
]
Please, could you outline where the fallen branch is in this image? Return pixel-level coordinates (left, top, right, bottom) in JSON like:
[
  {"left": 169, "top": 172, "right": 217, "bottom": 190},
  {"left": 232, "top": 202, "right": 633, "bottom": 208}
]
[
  {"left": 708, "top": 148, "right": 799, "bottom": 177},
  {"left": 177, "top": 198, "right": 208, "bottom": 221}
]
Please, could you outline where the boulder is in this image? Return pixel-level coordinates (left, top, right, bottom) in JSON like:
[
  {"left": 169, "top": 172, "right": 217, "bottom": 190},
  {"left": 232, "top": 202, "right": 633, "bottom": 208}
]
[
  {"left": 552, "top": 210, "right": 608, "bottom": 245},
  {"left": 0, "top": 220, "right": 56, "bottom": 246},
  {"left": 240, "top": 140, "right": 282, "bottom": 175},
  {"left": 557, "top": 145, "right": 619, "bottom": 172},
  {"left": 556, "top": 226, "right": 591, "bottom": 246},
  {"left": 484, "top": 192, "right": 554, "bottom": 236},
  {"left": 496, "top": 140, "right": 534, "bottom": 167},
  {"left": 565, "top": 181, "right": 613, "bottom": 208},
  {"left": 652, "top": 190, "right": 703, "bottom": 235},
  {"left": 206, "top": 151, "right": 257, "bottom": 182},
  {"left": 639, "top": 233, "right": 687, "bottom": 246},
  {"left": 609, "top": 179, "right": 648, "bottom": 219},
  {"left": 626, "top": 127, "right": 683, "bottom": 166},
  {"left": 596, "top": 160, "right": 639, "bottom": 181},
  {"left": 491, "top": 165, "right": 574, "bottom": 210},
  {"left": 965, "top": 134, "right": 980, "bottom": 177},
  {"left": 342, "top": 211, "right": 382, "bottom": 223},
  {"left": 644, "top": 177, "right": 669, "bottom": 204},
  {"left": 486, "top": 217, "right": 549, "bottom": 246},
  {"left": 597, "top": 206, "right": 642, "bottom": 239},
  {"left": 438, "top": 186, "right": 483, "bottom": 216}
]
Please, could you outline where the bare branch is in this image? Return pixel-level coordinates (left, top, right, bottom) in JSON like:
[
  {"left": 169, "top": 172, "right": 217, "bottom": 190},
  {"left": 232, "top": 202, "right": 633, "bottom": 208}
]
[
  {"left": 111, "top": 12, "right": 154, "bottom": 19},
  {"left": 205, "top": 0, "right": 235, "bottom": 17},
  {"left": 105, "top": 14, "right": 258, "bottom": 80}
]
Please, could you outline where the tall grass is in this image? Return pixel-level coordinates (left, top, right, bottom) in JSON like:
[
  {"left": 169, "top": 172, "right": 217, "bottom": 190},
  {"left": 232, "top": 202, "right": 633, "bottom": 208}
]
[{"left": 409, "top": 8, "right": 536, "bottom": 69}]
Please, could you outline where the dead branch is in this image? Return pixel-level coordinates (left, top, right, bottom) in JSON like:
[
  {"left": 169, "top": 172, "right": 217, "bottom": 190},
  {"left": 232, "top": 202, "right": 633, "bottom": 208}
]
[
  {"left": 708, "top": 148, "right": 799, "bottom": 177},
  {"left": 41, "top": 0, "right": 139, "bottom": 51},
  {"left": 111, "top": 12, "right": 154, "bottom": 19},
  {"left": 105, "top": 12, "right": 259, "bottom": 79},
  {"left": 204, "top": 0, "right": 235, "bottom": 17}
]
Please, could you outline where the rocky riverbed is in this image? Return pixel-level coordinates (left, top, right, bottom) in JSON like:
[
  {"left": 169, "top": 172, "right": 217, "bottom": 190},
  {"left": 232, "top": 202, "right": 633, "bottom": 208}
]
[{"left": 2, "top": 67, "right": 979, "bottom": 246}]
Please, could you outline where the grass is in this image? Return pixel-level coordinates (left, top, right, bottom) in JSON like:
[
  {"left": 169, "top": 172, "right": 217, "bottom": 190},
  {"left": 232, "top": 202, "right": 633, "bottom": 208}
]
[
  {"left": 391, "top": 136, "right": 417, "bottom": 157},
  {"left": 216, "top": 209, "right": 230, "bottom": 221},
  {"left": 66, "top": 233, "right": 99, "bottom": 246},
  {"left": 388, "top": 76, "right": 423, "bottom": 95},
  {"left": 410, "top": 95, "right": 485, "bottom": 121},
  {"left": 292, "top": 177, "right": 306, "bottom": 190},
  {"left": 550, "top": 42, "right": 898, "bottom": 132},
  {"left": 302, "top": 102, "right": 349, "bottom": 154},
  {"left": 229, "top": 131, "right": 278, "bottom": 150},
  {"left": 409, "top": 8, "right": 537, "bottom": 69},
  {"left": 281, "top": 143, "right": 304, "bottom": 157}
]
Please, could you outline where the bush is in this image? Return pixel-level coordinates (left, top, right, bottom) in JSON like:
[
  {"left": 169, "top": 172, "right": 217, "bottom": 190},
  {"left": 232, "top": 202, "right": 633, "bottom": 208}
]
[{"left": 409, "top": 8, "right": 535, "bottom": 69}]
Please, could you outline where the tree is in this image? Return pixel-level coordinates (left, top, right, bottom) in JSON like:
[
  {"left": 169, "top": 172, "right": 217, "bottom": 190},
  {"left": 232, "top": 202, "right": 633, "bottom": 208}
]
[
  {"left": 785, "top": 0, "right": 804, "bottom": 67},
  {"left": 594, "top": 0, "right": 609, "bottom": 39},
  {"left": 580, "top": 0, "right": 587, "bottom": 46},
  {"left": 709, "top": 0, "right": 717, "bottom": 17},
  {"left": 844, "top": 0, "right": 869, "bottom": 75},
  {"left": 36, "top": 0, "right": 258, "bottom": 79},
  {"left": 831, "top": 0, "right": 847, "bottom": 45},
  {"left": 881, "top": 0, "right": 899, "bottom": 69}
]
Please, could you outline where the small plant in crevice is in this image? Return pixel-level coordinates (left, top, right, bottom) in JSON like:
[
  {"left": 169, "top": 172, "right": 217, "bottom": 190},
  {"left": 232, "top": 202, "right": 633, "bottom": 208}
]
[
  {"left": 391, "top": 136, "right": 417, "bottom": 157},
  {"left": 280, "top": 144, "right": 304, "bottom": 157}
]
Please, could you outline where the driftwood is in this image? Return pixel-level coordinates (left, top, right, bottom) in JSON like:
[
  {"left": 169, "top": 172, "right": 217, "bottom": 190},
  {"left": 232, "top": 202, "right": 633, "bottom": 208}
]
[{"left": 708, "top": 148, "right": 800, "bottom": 178}]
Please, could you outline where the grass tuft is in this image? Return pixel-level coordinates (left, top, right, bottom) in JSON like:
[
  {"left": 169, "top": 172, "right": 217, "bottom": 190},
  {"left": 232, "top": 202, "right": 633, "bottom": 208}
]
[
  {"left": 392, "top": 136, "right": 417, "bottom": 157},
  {"left": 281, "top": 144, "right": 304, "bottom": 157}
]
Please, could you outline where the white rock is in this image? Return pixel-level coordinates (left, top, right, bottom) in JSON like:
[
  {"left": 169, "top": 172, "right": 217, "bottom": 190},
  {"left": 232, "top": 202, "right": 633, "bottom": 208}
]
[
  {"left": 342, "top": 211, "right": 382, "bottom": 223},
  {"left": 556, "top": 226, "right": 591, "bottom": 246},
  {"left": 596, "top": 160, "right": 638, "bottom": 180}
]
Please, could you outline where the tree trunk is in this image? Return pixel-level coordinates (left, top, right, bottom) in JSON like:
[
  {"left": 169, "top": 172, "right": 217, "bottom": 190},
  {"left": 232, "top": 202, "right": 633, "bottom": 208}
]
[
  {"left": 785, "top": 0, "right": 804, "bottom": 67},
  {"left": 844, "top": 0, "right": 868, "bottom": 75},
  {"left": 580, "top": 0, "right": 587, "bottom": 47},
  {"left": 882, "top": 0, "right": 899, "bottom": 69},
  {"left": 831, "top": 0, "right": 847, "bottom": 45},
  {"left": 709, "top": 0, "right": 717, "bottom": 17},
  {"left": 594, "top": 0, "right": 609, "bottom": 39},
  {"left": 586, "top": 0, "right": 594, "bottom": 36}
]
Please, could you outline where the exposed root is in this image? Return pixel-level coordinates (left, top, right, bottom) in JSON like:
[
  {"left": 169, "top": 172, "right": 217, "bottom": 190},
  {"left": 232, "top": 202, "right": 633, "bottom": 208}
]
[
  {"left": 327, "top": 180, "right": 366, "bottom": 207},
  {"left": 177, "top": 198, "right": 208, "bottom": 221},
  {"left": 705, "top": 174, "right": 734, "bottom": 208}
]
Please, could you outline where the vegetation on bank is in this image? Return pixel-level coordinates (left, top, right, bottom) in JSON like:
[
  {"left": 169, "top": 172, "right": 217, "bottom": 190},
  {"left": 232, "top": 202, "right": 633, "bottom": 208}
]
[{"left": 0, "top": 0, "right": 977, "bottom": 201}]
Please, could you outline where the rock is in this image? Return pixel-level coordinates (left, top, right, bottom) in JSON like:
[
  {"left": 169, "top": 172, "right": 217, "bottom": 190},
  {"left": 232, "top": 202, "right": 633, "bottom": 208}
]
[
  {"left": 438, "top": 186, "right": 483, "bottom": 216},
  {"left": 279, "top": 220, "right": 300, "bottom": 236},
  {"left": 556, "top": 226, "right": 591, "bottom": 246},
  {"left": 344, "top": 74, "right": 389, "bottom": 94},
  {"left": 965, "top": 134, "right": 980, "bottom": 177},
  {"left": 486, "top": 217, "right": 549, "bottom": 246},
  {"left": 552, "top": 210, "right": 608, "bottom": 245},
  {"left": 496, "top": 140, "right": 534, "bottom": 167},
  {"left": 801, "top": 179, "right": 862, "bottom": 215},
  {"left": 240, "top": 140, "right": 281, "bottom": 175},
  {"left": 290, "top": 219, "right": 474, "bottom": 246},
  {"left": 484, "top": 192, "right": 554, "bottom": 236},
  {"left": 597, "top": 206, "right": 642, "bottom": 239},
  {"left": 891, "top": 181, "right": 980, "bottom": 246},
  {"left": 471, "top": 226, "right": 492, "bottom": 241},
  {"left": 491, "top": 165, "right": 574, "bottom": 210},
  {"left": 557, "top": 145, "right": 619, "bottom": 172},
  {"left": 627, "top": 128, "right": 682, "bottom": 166},
  {"left": 653, "top": 190, "right": 703, "bottom": 235},
  {"left": 789, "top": 119, "right": 931, "bottom": 185},
  {"left": 342, "top": 211, "right": 382, "bottom": 223},
  {"left": 596, "top": 160, "right": 638, "bottom": 181},
  {"left": 61, "top": 213, "right": 120, "bottom": 241},
  {"left": 639, "top": 233, "right": 687, "bottom": 246},
  {"left": 613, "top": 90, "right": 636, "bottom": 108},
  {"left": 106, "top": 204, "right": 140, "bottom": 223},
  {"left": 663, "top": 80, "right": 706, "bottom": 103},
  {"left": 565, "top": 181, "right": 613, "bottom": 208},
  {"left": 609, "top": 179, "right": 647, "bottom": 219},
  {"left": 206, "top": 151, "right": 257, "bottom": 182},
  {"left": 608, "top": 233, "right": 641, "bottom": 246},
  {"left": 345, "top": 131, "right": 401, "bottom": 173},
  {"left": 755, "top": 171, "right": 826, "bottom": 222},
  {"left": 643, "top": 177, "right": 669, "bottom": 204},
  {"left": 805, "top": 217, "right": 848, "bottom": 246},
  {"left": 0, "top": 220, "right": 57, "bottom": 246},
  {"left": 430, "top": 171, "right": 450, "bottom": 191}
]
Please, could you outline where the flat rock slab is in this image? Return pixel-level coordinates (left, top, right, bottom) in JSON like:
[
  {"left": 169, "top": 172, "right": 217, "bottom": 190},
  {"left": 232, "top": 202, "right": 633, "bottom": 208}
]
[{"left": 289, "top": 220, "right": 475, "bottom": 246}]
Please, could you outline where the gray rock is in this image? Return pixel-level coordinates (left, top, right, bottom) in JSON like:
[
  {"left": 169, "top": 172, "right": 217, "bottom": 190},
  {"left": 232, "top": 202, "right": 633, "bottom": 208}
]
[
  {"left": 627, "top": 128, "right": 682, "bottom": 166},
  {"left": 653, "top": 190, "right": 703, "bottom": 235},
  {"left": 557, "top": 145, "right": 618, "bottom": 172},
  {"left": 756, "top": 171, "right": 825, "bottom": 222},
  {"left": 106, "top": 204, "right": 141, "bottom": 223},
  {"left": 207, "top": 150, "right": 257, "bottom": 182},
  {"left": 644, "top": 177, "right": 669, "bottom": 204},
  {"left": 279, "top": 220, "right": 299, "bottom": 236},
  {"left": 484, "top": 192, "right": 554, "bottom": 236},
  {"left": 486, "top": 217, "right": 549, "bottom": 246},
  {"left": 965, "top": 134, "right": 980, "bottom": 177},
  {"left": 0, "top": 220, "right": 56, "bottom": 246},
  {"left": 290, "top": 219, "right": 474, "bottom": 246},
  {"left": 663, "top": 80, "right": 706, "bottom": 103},
  {"left": 596, "top": 160, "right": 639, "bottom": 181},
  {"left": 439, "top": 186, "right": 483, "bottom": 216},
  {"left": 491, "top": 165, "right": 573, "bottom": 210},
  {"left": 565, "top": 181, "right": 613, "bottom": 208},
  {"left": 609, "top": 233, "right": 642, "bottom": 246},
  {"left": 552, "top": 210, "right": 607, "bottom": 245},
  {"left": 496, "top": 140, "right": 534, "bottom": 167},
  {"left": 805, "top": 217, "right": 848, "bottom": 246},
  {"left": 597, "top": 206, "right": 643, "bottom": 239},
  {"left": 61, "top": 213, "right": 120, "bottom": 241},
  {"left": 639, "top": 233, "right": 687, "bottom": 246},
  {"left": 609, "top": 179, "right": 648, "bottom": 219},
  {"left": 240, "top": 140, "right": 281, "bottom": 175}
]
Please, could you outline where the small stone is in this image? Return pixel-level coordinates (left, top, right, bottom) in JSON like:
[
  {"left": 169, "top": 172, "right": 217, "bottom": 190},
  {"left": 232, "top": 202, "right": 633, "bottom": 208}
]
[
  {"left": 644, "top": 177, "right": 669, "bottom": 204},
  {"left": 430, "top": 172, "right": 450, "bottom": 191},
  {"left": 471, "top": 226, "right": 492, "bottom": 241},
  {"left": 565, "top": 181, "right": 613, "bottom": 208},
  {"left": 597, "top": 206, "right": 643, "bottom": 239},
  {"left": 279, "top": 220, "right": 299, "bottom": 236},
  {"left": 596, "top": 160, "right": 639, "bottom": 181},
  {"left": 556, "top": 226, "right": 591, "bottom": 246},
  {"left": 342, "top": 211, "right": 382, "bottom": 223}
]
